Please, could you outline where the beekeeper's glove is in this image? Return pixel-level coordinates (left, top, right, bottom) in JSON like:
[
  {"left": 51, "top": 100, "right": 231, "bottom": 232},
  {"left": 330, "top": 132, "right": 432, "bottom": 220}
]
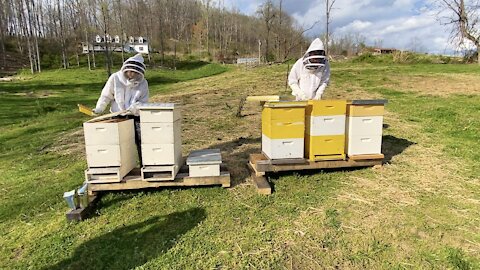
[
  {"left": 92, "top": 107, "right": 104, "bottom": 114},
  {"left": 314, "top": 83, "right": 327, "bottom": 100},
  {"left": 290, "top": 84, "right": 307, "bottom": 101}
]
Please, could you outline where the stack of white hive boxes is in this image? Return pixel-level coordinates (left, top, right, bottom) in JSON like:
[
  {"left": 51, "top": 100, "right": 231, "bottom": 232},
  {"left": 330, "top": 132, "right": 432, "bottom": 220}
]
[
  {"left": 261, "top": 102, "right": 307, "bottom": 160},
  {"left": 83, "top": 118, "right": 137, "bottom": 183},
  {"left": 186, "top": 149, "right": 222, "bottom": 177},
  {"left": 139, "top": 103, "right": 183, "bottom": 181},
  {"left": 346, "top": 100, "right": 387, "bottom": 157}
]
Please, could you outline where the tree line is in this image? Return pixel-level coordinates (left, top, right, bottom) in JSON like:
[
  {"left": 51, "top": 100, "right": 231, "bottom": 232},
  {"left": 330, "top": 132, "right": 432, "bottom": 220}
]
[{"left": 0, "top": 0, "right": 316, "bottom": 74}]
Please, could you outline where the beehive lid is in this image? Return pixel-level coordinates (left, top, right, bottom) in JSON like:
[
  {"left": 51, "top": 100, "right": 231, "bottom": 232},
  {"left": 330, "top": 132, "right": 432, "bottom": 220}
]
[
  {"left": 138, "top": 103, "right": 177, "bottom": 110},
  {"left": 187, "top": 149, "right": 222, "bottom": 165},
  {"left": 263, "top": 101, "right": 307, "bottom": 108},
  {"left": 349, "top": 99, "right": 388, "bottom": 105}
]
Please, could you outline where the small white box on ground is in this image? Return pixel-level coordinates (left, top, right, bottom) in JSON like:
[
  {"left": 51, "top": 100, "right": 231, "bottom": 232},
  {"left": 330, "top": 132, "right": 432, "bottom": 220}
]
[
  {"left": 187, "top": 149, "right": 222, "bottom": 177},
  {"left": 138, "top": 103, "right": 181, "bottom": 123},
  {"left": 262, "top": 134, "right": 304, "bottom": 160}
]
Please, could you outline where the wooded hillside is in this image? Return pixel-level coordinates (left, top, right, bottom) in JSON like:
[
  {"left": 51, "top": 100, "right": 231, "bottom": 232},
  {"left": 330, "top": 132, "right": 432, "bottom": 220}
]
[{"left": 0, "top": 0, "right": 312, "bottom": 73}]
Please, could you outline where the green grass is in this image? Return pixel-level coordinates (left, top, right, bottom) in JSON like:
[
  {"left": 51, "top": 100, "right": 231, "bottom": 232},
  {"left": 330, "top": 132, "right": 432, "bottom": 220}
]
[{"left": 1, "top": 61, "right": 479, "bottom": 269}]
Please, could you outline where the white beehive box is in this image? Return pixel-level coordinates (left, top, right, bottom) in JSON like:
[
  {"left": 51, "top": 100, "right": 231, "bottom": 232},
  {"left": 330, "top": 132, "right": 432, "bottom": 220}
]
[
  {"left": 141, "top": 140, "right": 182, "bottom": 165},
  {"left": 306, "top": 115, "right": 346, "bottom": 136},
  {"left": 83, "top": 119, "right": 137, "bottom": 180},
  {"left": 138, "top": 103, "right": 181, "bottom": 123},
  {"left": 262, "top": 135, "right": 304, "bottom": 160},
  {"left": 84, "top": 118, "right": 135, "bottom": 146},
  {"left": 346, "top": 116, "right": 383, "bottom": 137},
  {"left": 140, "top": 121, "right": 182, "bottom": 144},
  {"left": 346, "top": 136, "right": 382, "bottom": 155},
  {"left": 187, "top": 149, "right": 222, "bottom": 177}
]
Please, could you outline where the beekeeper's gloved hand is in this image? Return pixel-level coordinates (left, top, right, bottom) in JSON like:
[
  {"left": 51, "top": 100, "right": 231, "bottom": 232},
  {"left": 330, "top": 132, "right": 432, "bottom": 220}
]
[
  {"left": 92, "top": 107, "right": 103, "bottom": 114},
  {"left": 290, "top": 84, "right": 307, "bottom": 101},
  {"left": 314, "top": 83, "right": 327, "bottom": 100}
]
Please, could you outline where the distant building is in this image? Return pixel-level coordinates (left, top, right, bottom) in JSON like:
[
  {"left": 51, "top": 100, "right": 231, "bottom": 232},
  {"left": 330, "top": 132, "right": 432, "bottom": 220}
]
[
  {"left": 81, "top": 35, "right": 149, "bottom": 54},
  {"left": 372, "top": 48, "right": 397, "bottom": 55}
]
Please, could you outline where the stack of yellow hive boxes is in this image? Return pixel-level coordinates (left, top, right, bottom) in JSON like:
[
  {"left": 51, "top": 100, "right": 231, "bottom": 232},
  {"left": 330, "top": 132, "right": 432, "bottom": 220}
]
[
  {"left": 261, "top": 102, "right": 307, "bottom": 159},
  {"left": 261, "top": 99, "right": 386, "bottom": 161},
  {"left": 346, "top": 101, "right": 386, "bottom": 156},
  {"left": 305, "top": 100, "right": 347, "bottom": 161}
]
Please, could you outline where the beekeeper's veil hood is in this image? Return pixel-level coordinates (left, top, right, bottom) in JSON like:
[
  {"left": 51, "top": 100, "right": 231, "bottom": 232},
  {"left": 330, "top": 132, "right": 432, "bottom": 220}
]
[
  {"left": 121, "top": 53, "right": 146, "bottom": 79},
  {"left": 303, "top": 38, "right": 326, "bottom": 71}
]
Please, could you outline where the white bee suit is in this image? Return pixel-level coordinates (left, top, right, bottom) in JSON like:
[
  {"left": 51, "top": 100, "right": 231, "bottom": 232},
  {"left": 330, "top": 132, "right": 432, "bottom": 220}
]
[
  {"left": 94, "top": 54, "right": 149, "bottom": 116},
  {"left": 288, "top": 38, "right": 330, "bottom": 101}
]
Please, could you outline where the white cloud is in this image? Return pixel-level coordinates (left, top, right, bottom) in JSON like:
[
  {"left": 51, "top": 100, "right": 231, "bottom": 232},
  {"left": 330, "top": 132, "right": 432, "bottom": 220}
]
[{"left": 223, "top": 0, "right": 458, "bottom": 54}]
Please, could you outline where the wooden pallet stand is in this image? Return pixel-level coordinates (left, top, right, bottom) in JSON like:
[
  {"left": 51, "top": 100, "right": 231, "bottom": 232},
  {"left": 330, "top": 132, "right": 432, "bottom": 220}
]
[
  {"left": 248, "top": 153, "right": 384, "bottom": 195},
  {"left": 67, "top": 166, "right": 230, "bottom": 221}
]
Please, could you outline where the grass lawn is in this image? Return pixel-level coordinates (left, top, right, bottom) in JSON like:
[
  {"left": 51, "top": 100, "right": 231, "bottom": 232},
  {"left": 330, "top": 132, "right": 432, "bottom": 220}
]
[{"left": 0, "top": 60, "right": 479, "bottom": 269}]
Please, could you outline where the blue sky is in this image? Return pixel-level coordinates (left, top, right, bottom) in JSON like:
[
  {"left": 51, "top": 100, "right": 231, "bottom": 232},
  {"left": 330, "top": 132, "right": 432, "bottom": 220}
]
[{"left": 221, "top": 0, "right": 461, "bottom": 54}]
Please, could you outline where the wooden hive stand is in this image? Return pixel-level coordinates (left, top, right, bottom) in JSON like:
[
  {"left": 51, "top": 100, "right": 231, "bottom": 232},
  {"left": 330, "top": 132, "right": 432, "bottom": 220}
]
[
  {"left": 66, "top": 164, "right": 231, "bottom": 221},
  {"left": 248, "top": 153, "right": 384, "bottom": 195}
]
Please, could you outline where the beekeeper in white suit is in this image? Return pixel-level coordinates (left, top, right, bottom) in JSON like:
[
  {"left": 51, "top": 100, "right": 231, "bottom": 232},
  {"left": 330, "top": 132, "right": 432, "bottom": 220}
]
[
  {"left": 93, "top": 53, "right": 149, "bottom": 165},
  {"left": 93, "top": 53, "right": 149, "bottom": 115},
  {"left": 288, "top": 38, "right": 330, "bottom": 101}
]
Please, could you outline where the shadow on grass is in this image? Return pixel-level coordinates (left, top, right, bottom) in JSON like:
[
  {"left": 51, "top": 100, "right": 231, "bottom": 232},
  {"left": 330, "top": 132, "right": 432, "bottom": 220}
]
[
  {"left": 44, "top": 207, "right": 206, "bottom": 270},
  {"left": 202, "top": 135, "right": 416, "bottom": 187},
  {"left": 382, "top": 135, "right": 416, "bottom": 163}
]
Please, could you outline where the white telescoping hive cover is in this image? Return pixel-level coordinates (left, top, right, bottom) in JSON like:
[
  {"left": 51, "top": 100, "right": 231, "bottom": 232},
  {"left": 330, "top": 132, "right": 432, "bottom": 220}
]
[
  {"left": 138, "top": 103, "right": 177, "bottom": 110},
  {"left": 187, "top": 149, "right": 222, "bottom": 165}
]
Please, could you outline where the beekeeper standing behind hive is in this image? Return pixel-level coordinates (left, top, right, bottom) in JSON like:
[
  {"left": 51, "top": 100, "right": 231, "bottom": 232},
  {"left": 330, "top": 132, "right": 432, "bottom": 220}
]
[
  {"left": 93, "top": 53, "right": 149, "bottom": 164},
  {"left": 288, "top": 38, "right": 330, "bottom": 101}
]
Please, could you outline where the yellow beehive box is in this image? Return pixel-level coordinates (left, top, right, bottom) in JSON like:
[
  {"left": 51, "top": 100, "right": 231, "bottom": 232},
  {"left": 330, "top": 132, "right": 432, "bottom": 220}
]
[
  {"left": 347, "top": 104, "right": 384, "bottom": 117},
  {"left": 305, "top": 100, "right": 347, "bottom": 116},
  {"left": 305, "top": 135, "right": 346, "bottom": 161},
  {"left": 261, "top": 102, "right": 306, "bottom": 139},
  {"left": 261, "top": 102, "right": 306, "bottom": 159}
]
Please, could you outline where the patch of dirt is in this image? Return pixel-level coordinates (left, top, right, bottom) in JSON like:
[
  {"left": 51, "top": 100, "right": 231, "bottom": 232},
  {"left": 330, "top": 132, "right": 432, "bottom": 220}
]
[
  {"left": 387, "top": 74, "right": 480, "bottom": 97},
  {"left": 12, "top": 91, "right": 60, "bottom": 98},
  {"left": 47, "top": 128, "right": 85, "bottom": 157}
]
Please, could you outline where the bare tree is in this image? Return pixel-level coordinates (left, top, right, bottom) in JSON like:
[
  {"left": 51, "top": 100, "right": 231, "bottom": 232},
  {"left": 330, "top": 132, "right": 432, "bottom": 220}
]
[
  {"left": 438, "top": 0, "right": 480, "bottom": 64},
  {"left": 257, "top": 0, "right": 276, "bottom": 62},
  {"left": 100, "top": 1, "right": 112, "bottom": 77}
]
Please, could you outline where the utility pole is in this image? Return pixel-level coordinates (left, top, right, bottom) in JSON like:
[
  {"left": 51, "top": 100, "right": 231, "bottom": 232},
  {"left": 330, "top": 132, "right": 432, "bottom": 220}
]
[
  {"left": 258, "top": 39, "right": 262, "bottom": 64},
  {"left": 325, "top": 0, "right": 336, "bottom": 55}
]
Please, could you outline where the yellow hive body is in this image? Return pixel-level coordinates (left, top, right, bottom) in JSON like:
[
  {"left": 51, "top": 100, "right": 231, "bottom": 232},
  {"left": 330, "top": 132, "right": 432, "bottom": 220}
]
[
  {"left": 261, "top": 102, "right": 306, "bottom": 159},
  {"left": 306, "top": 100, "right": 347, "bottom": 116},
  {"left": 346, "top": 103, "right": 385, "bottom": 156},
  {"left": 304, "top": 100, "right": 347, "bottom": 161},
  {"left": 347, "top": 104, "right": 384, "bottom": 117}
]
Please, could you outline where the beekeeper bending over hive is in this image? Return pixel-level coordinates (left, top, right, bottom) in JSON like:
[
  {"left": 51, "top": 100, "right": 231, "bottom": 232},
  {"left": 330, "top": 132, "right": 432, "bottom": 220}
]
[
  {"left": 288, "top": 38, "right": 330, "bottom": 101},
  {"left": 93, "top": 53, "right": 149, "bottom": 164}
]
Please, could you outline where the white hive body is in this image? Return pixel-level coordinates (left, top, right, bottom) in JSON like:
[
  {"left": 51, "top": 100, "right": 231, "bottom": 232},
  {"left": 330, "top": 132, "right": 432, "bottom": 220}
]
[{"left": 261, "top": 135, "right": 304, "bottom": 160}]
